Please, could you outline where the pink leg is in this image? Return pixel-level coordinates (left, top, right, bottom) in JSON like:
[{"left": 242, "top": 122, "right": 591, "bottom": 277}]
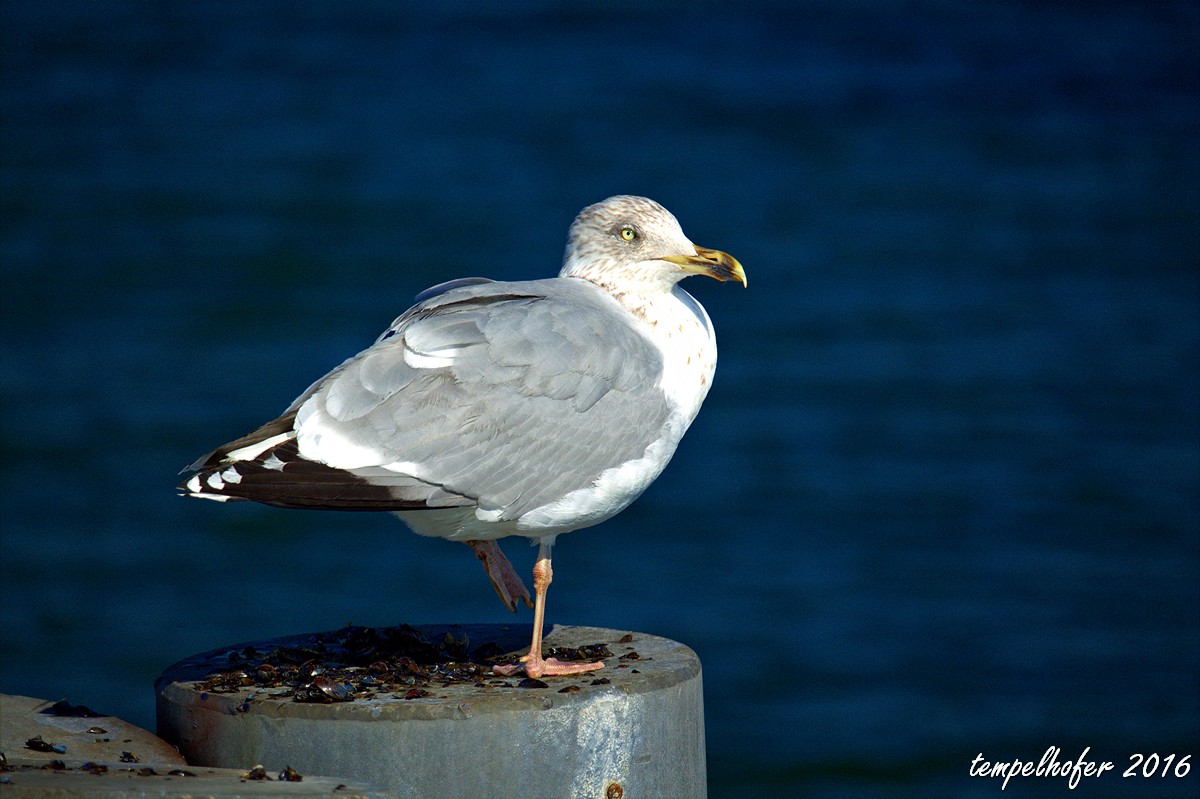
[
  {"left": 492, "top": 539, "right": 605, "bottom": 678},
  {"left": 467, "top": 540, "right": 532, "bottom": 613}
]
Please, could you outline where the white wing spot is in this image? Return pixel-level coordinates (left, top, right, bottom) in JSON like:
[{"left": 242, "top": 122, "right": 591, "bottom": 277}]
[
  {"left": 226, "top": 432, "right": 292, "bottom": 462},
  {"left": 382, "top": 460, "right": 424, "bottom": 476}
]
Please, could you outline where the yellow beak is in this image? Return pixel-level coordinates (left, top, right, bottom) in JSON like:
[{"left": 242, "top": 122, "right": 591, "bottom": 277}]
[{"left": 662, "top": 247, "right": 747, "bottom": 288}]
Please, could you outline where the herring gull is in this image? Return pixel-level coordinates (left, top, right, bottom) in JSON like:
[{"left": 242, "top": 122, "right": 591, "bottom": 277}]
[{"left": 180, "top": 195, "right": 746, "bottom": 677}]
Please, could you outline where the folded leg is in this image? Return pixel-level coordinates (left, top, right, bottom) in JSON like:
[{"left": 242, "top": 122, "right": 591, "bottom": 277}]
[{"left": 466, "top": 539, "right": 533, "bottom": 613}]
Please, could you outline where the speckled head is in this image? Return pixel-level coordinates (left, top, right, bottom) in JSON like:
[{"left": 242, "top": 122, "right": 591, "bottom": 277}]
[{"left": 559, "top": 195, "right": 745, "bottom": 293}]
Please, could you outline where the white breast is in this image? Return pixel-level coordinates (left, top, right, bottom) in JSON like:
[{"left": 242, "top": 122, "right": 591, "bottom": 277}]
[{"left": 652, "top": 285, "right": 718, "bottom": 424}]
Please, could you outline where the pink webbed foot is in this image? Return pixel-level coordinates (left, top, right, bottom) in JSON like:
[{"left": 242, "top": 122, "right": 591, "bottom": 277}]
[{"left": 492, "top": 656, "right": 605, "bottom": 678}]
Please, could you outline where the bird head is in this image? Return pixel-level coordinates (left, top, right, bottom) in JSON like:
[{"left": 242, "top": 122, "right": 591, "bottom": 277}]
[{"left": 560, "top": 195, "right": 746, "bottom": 292}]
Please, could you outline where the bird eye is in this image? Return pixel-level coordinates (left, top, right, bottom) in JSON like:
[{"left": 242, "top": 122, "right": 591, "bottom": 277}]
[{"left": 619, "top": 225, "right": 638, "bottom": 242}]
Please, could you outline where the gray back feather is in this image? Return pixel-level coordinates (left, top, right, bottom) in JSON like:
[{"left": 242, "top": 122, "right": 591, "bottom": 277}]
[{"left": 297, "top": 277, "right": 670, "bottom": 519}]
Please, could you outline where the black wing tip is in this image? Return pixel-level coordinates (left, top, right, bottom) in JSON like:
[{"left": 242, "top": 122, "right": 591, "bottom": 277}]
[{"left": 176, "top": 455, "right": 471, "bottom": 513}]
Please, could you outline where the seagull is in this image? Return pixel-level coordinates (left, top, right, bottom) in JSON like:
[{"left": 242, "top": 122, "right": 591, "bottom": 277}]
[{"left": 180, "top": 195, "right": 745, "bottom": 678}]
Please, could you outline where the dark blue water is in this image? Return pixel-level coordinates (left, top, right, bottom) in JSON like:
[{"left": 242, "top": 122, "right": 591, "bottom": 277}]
[{"left": 2, "top": 2, "right": 1197, "bottom": 796}]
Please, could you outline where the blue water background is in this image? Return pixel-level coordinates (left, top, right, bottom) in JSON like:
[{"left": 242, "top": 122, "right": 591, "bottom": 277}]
[{"left": 2, "top": 2, "right": 1198, "bottom": 796}]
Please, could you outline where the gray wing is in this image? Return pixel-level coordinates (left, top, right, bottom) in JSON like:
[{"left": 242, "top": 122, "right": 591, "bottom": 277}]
[{"left": 181, "top": 278, "right": 670, "bottom": 519}]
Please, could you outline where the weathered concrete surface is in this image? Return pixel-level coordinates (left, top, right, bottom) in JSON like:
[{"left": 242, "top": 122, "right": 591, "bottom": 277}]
[
  {"left": 0, "top": 693, "right": 395, "bottom": 798},
  {"left": 1, "top": 693, "right": 185, "bottom": 768},
  {"left": 156, "top": 624, "right": 706, "bottom": 799}
]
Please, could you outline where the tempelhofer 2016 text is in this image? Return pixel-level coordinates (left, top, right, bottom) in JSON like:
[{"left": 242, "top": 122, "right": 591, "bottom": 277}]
[{"left": 969, "top": 747, "right": 1192, "bottom": 791}]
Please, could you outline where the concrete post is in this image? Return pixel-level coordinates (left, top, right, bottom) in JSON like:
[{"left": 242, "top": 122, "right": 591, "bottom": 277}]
[{"left": 156, "top": 624, "right": 705, "bottom": 798}]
